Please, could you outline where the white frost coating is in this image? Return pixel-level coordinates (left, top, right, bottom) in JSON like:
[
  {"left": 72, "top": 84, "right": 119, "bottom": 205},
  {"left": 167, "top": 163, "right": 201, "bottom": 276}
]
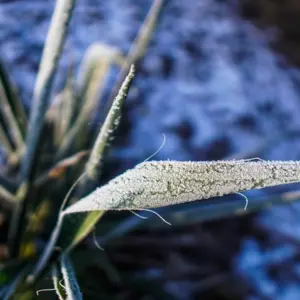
[
  {"left": 63, "top": 160, "right": 300, "bottom": 214},
  {"left": 60, "top": 254, "right": 82, "bottom": 300},
  {"left": 85, "top": 64, "right": 135, "bottom": 178}
]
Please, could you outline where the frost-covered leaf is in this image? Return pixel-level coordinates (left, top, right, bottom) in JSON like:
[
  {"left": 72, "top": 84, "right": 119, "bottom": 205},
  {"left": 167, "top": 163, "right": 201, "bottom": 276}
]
[
  {"left": 57, "top": 65, "right": 135, "bottom": 251},
  {"left": 10, "top": 0, "right": 77, "bottom": 258},
  {"left": 107, "top": 0, "right": 164, "bottom": 110},
  {"left": 57, "top": 44, "right": 123, "bottom": 159},
  {"left": 60, "top": 254, "right": 82, "bottom": 300},
  {"left": 64, "top": 160, "right": 300, "bottom": 214},
  {"left": 52, "top": 265, "right": 66, "bottom": 300},
  {"left": 28, "top": 65, "right": 134, "bottom": 281},
  {"left": 84, "top": 64, "right": 135, "bottom": 179}
]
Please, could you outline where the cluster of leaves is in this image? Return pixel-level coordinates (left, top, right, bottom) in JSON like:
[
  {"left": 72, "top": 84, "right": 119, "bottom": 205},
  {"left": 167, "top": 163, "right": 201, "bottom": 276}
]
[
  {"left": 0, "top": 0, "right": 164, "bottom": 298},
  {"left": 1, "top": 0, "right": 300, "bottom": 299}
]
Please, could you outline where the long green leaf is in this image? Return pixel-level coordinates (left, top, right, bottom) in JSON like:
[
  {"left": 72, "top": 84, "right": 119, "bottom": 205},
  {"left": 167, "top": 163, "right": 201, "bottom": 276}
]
[{"left": 10, "top": 0, "right": 77, "bottom": 258}]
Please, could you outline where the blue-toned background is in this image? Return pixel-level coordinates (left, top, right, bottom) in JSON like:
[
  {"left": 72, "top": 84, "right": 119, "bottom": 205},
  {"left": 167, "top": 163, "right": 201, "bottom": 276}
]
[{"left": 2, "top": 0, "right": 300, "bottom": 299}]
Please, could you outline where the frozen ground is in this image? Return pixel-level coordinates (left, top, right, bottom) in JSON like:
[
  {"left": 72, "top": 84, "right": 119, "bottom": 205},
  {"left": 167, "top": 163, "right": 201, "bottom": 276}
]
[{"left": 1, "top": 0, "right": 300, "bottom": 298}]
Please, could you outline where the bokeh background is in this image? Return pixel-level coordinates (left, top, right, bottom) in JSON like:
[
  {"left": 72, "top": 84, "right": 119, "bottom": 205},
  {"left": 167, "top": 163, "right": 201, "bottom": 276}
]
[{"left": 2, "top": 0, "right": 300, "bottom": 299}]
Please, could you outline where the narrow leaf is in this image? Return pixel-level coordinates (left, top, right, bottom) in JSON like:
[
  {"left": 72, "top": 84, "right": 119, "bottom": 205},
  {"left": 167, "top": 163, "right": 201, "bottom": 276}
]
[
  {"left": 106, "top": 0, "right": 164, "bottom": 111},
  {"left": 60, "top": 254, "right": 82, "bottom": 300},
  {"left": 0, "top": 121, "right": 13, "bottom": 155},
  {"left": 57, "top": 44, "right": 123, "bottom": 159},
  {"left": 55, "top": 65, "right": 135, "bottom": 253},
  {"left": 52, "top": 265, "right": 66, "bottom": 300},
  {"left": 20, "top": 0, "right": 77, "bottom": 182},
  {"left": 0, "top": 59, "right": 27, "bottom": 136},
  {"left": 76, "top": 44, "right": 123, "bottom": 113},
  {"left": 64, "top": 160, "right": 300, "bottom": 214},
  {"left": 85, "top": 64, "right": 135, "bottom": 179},
  {"left": 46, "top": 64, "right": 76, "bottom": 147},
  {"left": 57, "top": 211, "right": 104, "bottom": 252},
  {"left": 59, "top": 79, "right": 75, "bottom": 145},
  {"left": 125, "top": 0, "right": 164, "bottom": 61},
  {"left": 1, "top": 264, "right": 31, "bottom": 300},
  {"left": 10, "top": 0, "right": 77, "bottom": 258},
  {"left": 129, "top": 191, "right": 300, "bottom": 230},
  {"left": 0, "top": 80, "right": 24, "bottom": 151},
  {"left": 28, "top": 66, "right": 134, "bottom": 279}
]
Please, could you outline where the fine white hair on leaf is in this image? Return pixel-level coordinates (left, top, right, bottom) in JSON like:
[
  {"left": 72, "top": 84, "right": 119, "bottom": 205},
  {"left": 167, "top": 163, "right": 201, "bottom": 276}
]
[
  {"left": 63, "top": 160, "right": 300, "bottom": 215},
  {"left": 92, "top": 229, "right": 105, "bottom": 251},
  {"left": 144, "top": 133, "right": 166, "bottom": 162},
  {"left": 60, "top": 254, "right": 82, "bottom": 300},
  {"left": 241, "top": 157, "right": 265, "bottom": 162},
  {"left": 36, "top": 287, "right": 57, "bottom": 296},
  {"left": 235, "top": 192, "right": 248, "bottom": 210},
  {"left": 129, "top": 210, "right": 148, "bottom": 219},
  {"left": 139, "top": 208, "right": 172, "bottom": 225}
]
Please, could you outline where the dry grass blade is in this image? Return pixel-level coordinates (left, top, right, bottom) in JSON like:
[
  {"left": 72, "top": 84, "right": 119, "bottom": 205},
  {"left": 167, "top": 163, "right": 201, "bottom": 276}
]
[
  {"left": 85, "top": 64, "right": 135, "bottom": 179},
  {"left": 34, "top": 150, "right": 89, "bottom": 187},
  {"left": 63, "top": 160, "right": 300, "bottom": 214},
  {"left": 10, "top": 0, "right": 77, "bottom": 258},
  {"left": 106, "top": 0, "right": 164, "bottom": 111},
  {"left": 57, "top": 44, "right": 123, "bottom": 159}
]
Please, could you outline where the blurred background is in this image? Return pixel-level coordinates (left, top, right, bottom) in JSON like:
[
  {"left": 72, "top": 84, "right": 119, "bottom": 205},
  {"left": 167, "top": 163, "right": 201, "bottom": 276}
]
[{"left": 2, "top": 0, "right": 300, "bottom": 299}]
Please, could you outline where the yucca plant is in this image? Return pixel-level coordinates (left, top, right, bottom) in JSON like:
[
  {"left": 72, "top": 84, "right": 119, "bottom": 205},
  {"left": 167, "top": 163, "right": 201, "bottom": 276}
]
[{"left": 1, "top": 0, "right": 300, "bottom": 299}]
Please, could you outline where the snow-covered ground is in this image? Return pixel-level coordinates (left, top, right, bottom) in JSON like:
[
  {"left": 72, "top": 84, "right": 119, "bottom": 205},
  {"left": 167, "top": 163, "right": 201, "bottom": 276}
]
[{"left": 2, "top": 0, "right": 300, "bottom": 298}]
